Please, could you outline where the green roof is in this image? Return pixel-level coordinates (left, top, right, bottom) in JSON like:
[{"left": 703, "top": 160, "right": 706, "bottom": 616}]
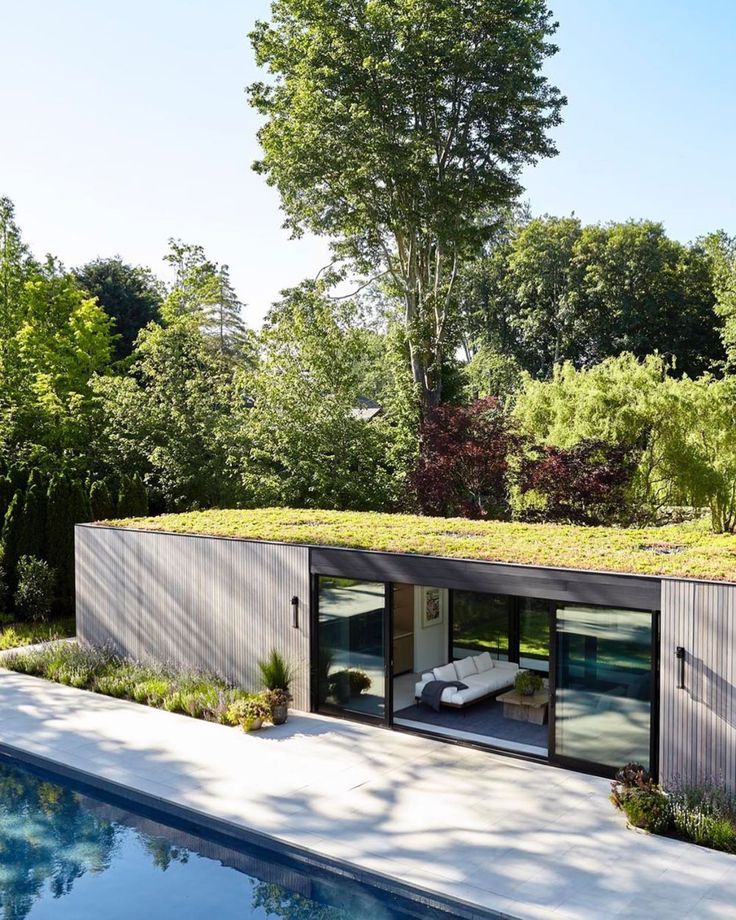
[{"left": 105, "top": 508, "right": 736, "bottom": 583}]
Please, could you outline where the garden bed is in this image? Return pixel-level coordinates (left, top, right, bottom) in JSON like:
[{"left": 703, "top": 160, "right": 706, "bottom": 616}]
[{"left": 1, "top": 641, "right": 271, "bottom": 730}]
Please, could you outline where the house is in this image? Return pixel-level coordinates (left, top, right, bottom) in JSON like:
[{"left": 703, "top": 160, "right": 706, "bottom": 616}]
[{"left": 75, "top": 509, "right": 736, "bottom": 785}]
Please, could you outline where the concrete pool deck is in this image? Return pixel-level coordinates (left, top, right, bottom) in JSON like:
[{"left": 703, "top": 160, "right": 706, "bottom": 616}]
[{"left": 0, "top": 669, "right": 734, "bottom": 919}]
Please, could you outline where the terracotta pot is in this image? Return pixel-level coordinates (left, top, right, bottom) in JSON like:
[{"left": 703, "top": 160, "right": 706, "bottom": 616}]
[
  {"left": 271, "top": 703, "right": 288, "bottom": 725},
  {"left": 245, "top": 717, "right": 263, "bottom": 732}
]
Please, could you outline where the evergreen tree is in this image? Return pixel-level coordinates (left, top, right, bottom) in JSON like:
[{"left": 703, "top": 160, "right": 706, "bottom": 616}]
[
  {"left": 89, "top": 480, "right": 116, "bottom": 521},
  {"left": 18, "top": 485, "right": 46, "bottom": 560},
  {"left": 1, "top": 490, "right": 24, "bottom": 596},
  {"left": 46, "top": 476, "right": 73, "bottom": 609},
  {"left": 0, "top": 475, "right": 13, "bottom": 525},
  {"left": 117, "top": 474, "right": 148, "bottom": 518}
]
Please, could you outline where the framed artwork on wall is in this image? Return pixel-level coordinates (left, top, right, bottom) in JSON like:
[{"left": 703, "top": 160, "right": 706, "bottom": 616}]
[{"left": 421, "top": 587, "right": 443, "bottom": 628}]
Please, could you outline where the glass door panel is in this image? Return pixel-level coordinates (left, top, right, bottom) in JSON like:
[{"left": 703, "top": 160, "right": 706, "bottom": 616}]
[
  {"left": 553, "top": 606, "right": 654, "bottom": 772},
  {"left": 316, "top": 577, "right": 386, "bottom": 720}
]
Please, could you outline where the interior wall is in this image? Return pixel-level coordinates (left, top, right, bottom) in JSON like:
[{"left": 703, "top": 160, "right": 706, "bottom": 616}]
[{"left": 412, "top": 586, "right": 449, "bottom": 673}]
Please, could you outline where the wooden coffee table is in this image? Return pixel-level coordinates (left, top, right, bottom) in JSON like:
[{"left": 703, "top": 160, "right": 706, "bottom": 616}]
[{"left": 496, "top": 689, "right": 549, "bottom": 725}]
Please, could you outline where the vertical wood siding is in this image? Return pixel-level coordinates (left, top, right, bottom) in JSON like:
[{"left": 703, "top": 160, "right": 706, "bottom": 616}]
[
  {"left": 75, "top": 526, "right": 312, "bottom": 710},
  {"left": 660, "top": 579, "right": 736, "bottom": 788}
]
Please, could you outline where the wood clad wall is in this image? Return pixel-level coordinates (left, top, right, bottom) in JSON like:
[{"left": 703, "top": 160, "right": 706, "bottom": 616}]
[
  {"left": 660, "top": 579, "right": 736, "bottom": 788},
  {"left": 75, "top": 526, "right": 312, "bottom": 710}
]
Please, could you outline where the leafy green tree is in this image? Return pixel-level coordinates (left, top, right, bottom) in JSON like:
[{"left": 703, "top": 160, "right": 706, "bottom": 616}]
[
  {"left": 89, "top": 480, "right": 116, "bottom": 521},
  {"left": 249, "top": 0, "right": 565, "bottom": 410},
  {"left": 504, "top": 216, "right": 591, "bottom": 374},
  {"left": 575, "top": 221, "right": 722, "bottom": 376},
  {"left": 93, "top": 316, "right": 244, "bottom": 510},
  {"left": 239, "top": 282, "right": 397, "bottom": 509},
  {"left": 666, "top": 375, "right": 736, "bottom": 533},
  {"left": 75, "top": 257, "right": 163, "bottom": 360},
  {"left": 0, "top": 474, "right": 13, "bottom": 525},
  {"left": 513, "top": 354, "right": 674, "bottom": 518},
  {"left": 14, "top": 555, "right": 55, "bottom": 622},
  {"left": 702, "top": 231, "right": 736, "bottom": 368}
]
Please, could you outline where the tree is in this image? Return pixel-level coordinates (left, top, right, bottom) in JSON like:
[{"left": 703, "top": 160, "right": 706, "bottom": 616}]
[
  {"left": 249, "top": 0, "right": 565, "bottom": 410},
  {"left": 89, "top": 480, "right": 116, "bottom": 521},
  {"left": 513, "top": 354, "right": 674, "bottom": 518},
  {"left": 667, "top": 376, "right": 736, "bottom": 533},
  {"left": 575, "top": 221, "right": 722, "bottom": 377},
  {"left": 162, "top": 240, "right": 251, "bottom": 361},
  {"left": 0, "top": 197, "right": 36, "bottom": 348},
  {"left": 1, "top": 490, "right": 24, "bottom": 596},
  {"left": 117, "top": 474, "right": 148, "bottom": 518},
  {"left": 239, "top": 281, "right": 397, "bottom": 509},
  {"left": 703, "top": 231, "right": 736, "bottom": 368},
  {"left": 75, "top": 257, "right": 163, "bottom": 360},
  {"left": 506, "top": 216, "right": 588, "bottom": 374},
  {"left": 93, "top": 316, "right": 244, "bottom": 510},
  {"left": 45, "top": 475, "right": 90, "bottom": 609},
  {"left": 18, "top": 483, "right": 46, "bottom": 560},
  {"left": 518, "top": 439, "right": 638, "bottom": 525},
  {"left": 410, "top": 397, "right": 520, "bottom": 518}
]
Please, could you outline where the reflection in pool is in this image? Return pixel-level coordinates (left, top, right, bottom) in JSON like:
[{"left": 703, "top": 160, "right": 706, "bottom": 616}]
[{"left": 0, "top": 757, "right": 460, "bottom": 920}]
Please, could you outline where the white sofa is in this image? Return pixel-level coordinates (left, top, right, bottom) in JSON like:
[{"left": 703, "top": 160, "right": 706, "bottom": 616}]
[{"left": 414, "top": 652, "right": 519, "bottom": 709}]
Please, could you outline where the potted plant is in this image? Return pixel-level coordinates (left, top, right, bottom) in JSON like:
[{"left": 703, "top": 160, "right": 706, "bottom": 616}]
[
  {"left": 265, "top": 687, "right": 292, "bottom": 725},
  {"left": 514, "top": 670, "right": 543, "bottom": 697},
  {"left": 258, "top": 649, "right": 295, "bottom": 719},
  {"left": 348, "top": 669, "right": 372, "bottom": 696},
  {"left": 226, "top": 694, "right": 271, "bottom": 732}
]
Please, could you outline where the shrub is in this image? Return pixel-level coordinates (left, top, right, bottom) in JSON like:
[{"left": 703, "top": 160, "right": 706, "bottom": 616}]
[
  {"left": 265, "top": 688, "right": 292, "bottom": 708},
  {"left": 668, "top": 780, "right": 736, "bottom": 853},
  {"left": 258, "top": 649, "right": 294, "bottom": 692},
  {"left": 610, "top": 762, "right": 671, "bottom": 835},
  {"left": 13, "top": 556, "right": 56, "bottom": 622},
  {"left": 226, "top": 694, "right": 270, "bottom": 731}
]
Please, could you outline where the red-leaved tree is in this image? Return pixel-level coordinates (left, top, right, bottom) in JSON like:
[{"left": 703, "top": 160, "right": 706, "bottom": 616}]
[
  {"left": 518, "top": 439, "right": 638, "bottom": 525},
  {"left": 410, "top": 397, "right": 520, "bottom": 519}
]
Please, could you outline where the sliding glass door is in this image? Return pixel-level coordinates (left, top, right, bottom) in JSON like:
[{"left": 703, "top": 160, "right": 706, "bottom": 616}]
[
  {"left": 552, "top": 605, "right": 655, "bottom": 773},
  {"left": 315, "top": 576, "right": 388, "bottom": 721}
]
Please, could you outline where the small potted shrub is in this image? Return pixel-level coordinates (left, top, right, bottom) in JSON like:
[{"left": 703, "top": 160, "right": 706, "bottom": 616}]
[
  {"left": 266, "top": 688, "right": 292, "bottom": 725},
  {"left": 610, "top": 763, "right": 671, "bottom": 835},
  {"left": 348, "top": 669, "right": 372, "bottom": 696},
  {"left": 514, "top": 670, "right": 543, "bottom": 697},
  {"left": 227, "top": 694, "right": 271, "bottom": 732}
]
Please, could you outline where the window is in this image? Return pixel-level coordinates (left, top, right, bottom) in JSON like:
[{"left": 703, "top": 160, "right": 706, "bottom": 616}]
[{"left": 453, "top": 591, "right": 511, "bottom": 660}]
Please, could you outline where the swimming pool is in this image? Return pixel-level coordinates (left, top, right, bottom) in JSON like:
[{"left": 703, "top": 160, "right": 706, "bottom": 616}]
[{"left": 0, "top": 754, "right": 479, "bottom": 919}]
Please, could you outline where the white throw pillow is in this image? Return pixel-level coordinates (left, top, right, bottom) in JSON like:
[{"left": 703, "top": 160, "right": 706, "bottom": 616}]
[
  {"left": 433, "top": 662, "right": 458, "bottom": 683},
  {"left": 454, "top": 656, "right": 478, "bottom": 680},
  {"left": 474, "top": 652, "right": 495, "bottom": 673}
]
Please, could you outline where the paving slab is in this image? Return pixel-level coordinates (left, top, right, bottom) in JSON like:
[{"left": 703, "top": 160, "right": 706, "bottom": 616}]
[{"left": 0, "top": 668, "right": 734, "bottom": 919}]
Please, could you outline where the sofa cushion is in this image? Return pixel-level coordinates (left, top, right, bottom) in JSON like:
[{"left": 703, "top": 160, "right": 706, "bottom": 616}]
[
  {"left": 447, "top": 683, "right": 489, "bottom": 706},
  {"left": 433, "top": 662, "right": 458, "bottom": 683},
  {"left": 454, "top": 656, "right": 477, "bottom": 680},
  {"left": 474, "top": 652, "right": 495, "bottom": 673}
]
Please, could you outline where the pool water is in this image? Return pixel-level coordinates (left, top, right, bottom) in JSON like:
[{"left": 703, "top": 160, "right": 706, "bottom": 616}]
[{"left": 0, "top": 757, "right": 464, "bottom": 920}]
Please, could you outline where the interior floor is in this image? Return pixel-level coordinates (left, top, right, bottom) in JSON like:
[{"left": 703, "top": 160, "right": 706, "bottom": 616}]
[{"left": 392, "top": 673, "right": 548, "bottom": 757}]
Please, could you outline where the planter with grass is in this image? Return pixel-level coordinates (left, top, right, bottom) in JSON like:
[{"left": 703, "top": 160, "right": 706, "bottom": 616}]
[
  {"left": 258, "top": 649, "right": 294, "bottom": 725},
  {"left": 514, "top": 670, "right": 543, "bottom": 697}
]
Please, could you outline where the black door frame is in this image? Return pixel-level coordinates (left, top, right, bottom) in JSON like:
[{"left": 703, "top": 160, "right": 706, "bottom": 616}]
[
  {"left": 310, "top": 574, "right": 393, "bottom": 728},
  {"left": 548, "top": 605, "right": 660, "bottom": 779},
  {"left": 311, "top": 573, "right": 660, "bottom": 779}
]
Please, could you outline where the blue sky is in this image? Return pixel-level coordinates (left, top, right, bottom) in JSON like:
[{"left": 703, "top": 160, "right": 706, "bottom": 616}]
[{"left": 1, "top": 0, "right": 734, "bottom": 325}]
